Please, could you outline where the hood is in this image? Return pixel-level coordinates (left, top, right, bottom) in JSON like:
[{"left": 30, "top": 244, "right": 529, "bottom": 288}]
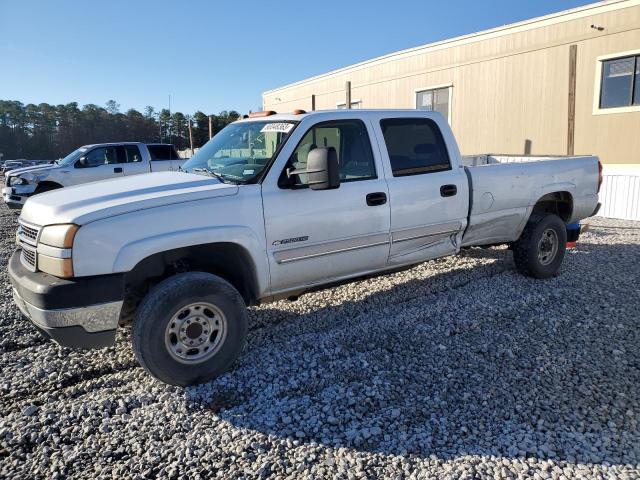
[
  {"left": 6, "top": 164, "right": 59, "bottom": 177},
  {"left": 20, "top": 171, "right": 238, "bottom": 226}
]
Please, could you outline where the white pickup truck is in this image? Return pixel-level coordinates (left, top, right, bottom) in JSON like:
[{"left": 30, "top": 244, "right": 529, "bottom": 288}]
[
  {"left": 8, "top": 110, "right": 601, "bottom": 386},
  {"left": 2, "top": 143, "right": 185, "bottom": 209}
]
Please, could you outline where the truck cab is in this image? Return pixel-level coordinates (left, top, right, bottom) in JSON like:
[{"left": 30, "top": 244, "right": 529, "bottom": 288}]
[{"left": 2, "top": 142, "right": 185, "bottom": 208}]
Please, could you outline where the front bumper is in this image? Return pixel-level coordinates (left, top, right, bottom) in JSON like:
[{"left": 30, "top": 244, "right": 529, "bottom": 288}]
[
  {"left": 8, "top": 250, "right": 125, "bottom": 349},
  {"left": 2, "top": 187, "right": 28, "bottom": 209}
]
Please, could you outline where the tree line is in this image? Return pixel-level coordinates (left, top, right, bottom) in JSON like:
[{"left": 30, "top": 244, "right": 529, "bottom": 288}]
[{"left": 0, "top": 99, "right": 241, "bottom": 160}]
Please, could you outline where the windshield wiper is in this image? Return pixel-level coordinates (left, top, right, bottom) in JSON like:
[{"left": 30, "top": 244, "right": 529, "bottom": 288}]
[{"left": 191, "top": 167, "right": 240, "bottom": 184}]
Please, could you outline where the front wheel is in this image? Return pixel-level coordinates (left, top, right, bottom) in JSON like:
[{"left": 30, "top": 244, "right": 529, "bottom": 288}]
[
  {"left": 513, "top": 213, "right": 567, "bottom": 279},
  {"left": 132, "top": 272, "right": 248, "bottom": 386}
]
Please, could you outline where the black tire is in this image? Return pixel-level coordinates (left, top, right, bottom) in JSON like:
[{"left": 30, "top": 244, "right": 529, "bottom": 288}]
[
  {"left": 513, "top": 213, "right": 567, "bottom": 279},
  {"left": 132, "top": 272, "right": 247, "bottom": 386}
]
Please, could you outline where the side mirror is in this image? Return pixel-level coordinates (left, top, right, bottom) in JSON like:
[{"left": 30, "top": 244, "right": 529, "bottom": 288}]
[
  {"left": 76, "top": 157, "right": 88, "bottom": 168},
  {"left": 306, "top": 147, "right": 340, "bottom": 190}
]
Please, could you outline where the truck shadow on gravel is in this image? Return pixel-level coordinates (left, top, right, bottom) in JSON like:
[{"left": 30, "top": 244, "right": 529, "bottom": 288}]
[{"left": 189, "top": 241, "right": 640, "bottom": 466}]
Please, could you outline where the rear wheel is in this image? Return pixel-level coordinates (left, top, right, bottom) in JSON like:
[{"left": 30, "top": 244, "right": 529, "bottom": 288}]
[
  {"left": 513, "top": 213, "right": 567, "bottom": 279},
  {"left": 132, "top": 272, "right": 247, "bottom": 386}
]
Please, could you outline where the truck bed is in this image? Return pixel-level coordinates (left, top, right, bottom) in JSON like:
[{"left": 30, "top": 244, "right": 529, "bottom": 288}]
[{"left": 460, "top": 154, "right": 600, "bottom": 247}]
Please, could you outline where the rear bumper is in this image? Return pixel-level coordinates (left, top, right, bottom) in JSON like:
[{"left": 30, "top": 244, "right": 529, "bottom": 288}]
[{"left": 8, "top": 250, "right": 125, "bottom": 349}]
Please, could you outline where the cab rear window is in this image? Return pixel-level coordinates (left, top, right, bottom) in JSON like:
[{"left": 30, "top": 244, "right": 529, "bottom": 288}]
[{"left": 148, "top": 145, "right": 179, "bottom": 161}]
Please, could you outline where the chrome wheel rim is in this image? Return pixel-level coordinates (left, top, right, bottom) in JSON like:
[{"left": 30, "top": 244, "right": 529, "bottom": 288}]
[
  {"left": 164, "top": 302, "right": 227, "bottom": 364},
  {"left": 537, "top": 228, "right": 559, "bottom": 266}
]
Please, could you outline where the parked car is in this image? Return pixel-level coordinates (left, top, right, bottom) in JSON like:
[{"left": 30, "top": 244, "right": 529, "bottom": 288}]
[
  {"left": 8, "top": 110, "right": 601, "bottom": 385},
  {"left": 2, "top": 143, "right": 185, "bottom": 209},
  {"left": 1, "top": 161, "right": 27, "bottom": 175}
]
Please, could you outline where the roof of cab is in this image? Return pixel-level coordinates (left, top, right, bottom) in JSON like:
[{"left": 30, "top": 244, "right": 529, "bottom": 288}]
[{"left": 234, "top": 109, "right": 440, "bottom": 123}]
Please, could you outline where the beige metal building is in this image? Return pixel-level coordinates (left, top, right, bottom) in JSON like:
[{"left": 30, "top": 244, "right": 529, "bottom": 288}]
[{"left": 263, "top": 0, "right": 640, "bottom": 185}]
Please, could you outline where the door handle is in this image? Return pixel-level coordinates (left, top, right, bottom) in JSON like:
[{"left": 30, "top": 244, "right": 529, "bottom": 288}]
[
  {"left": 440, "top": 184, "right": 457, "bottom": 197},
  {"left": 114, "top": 167, "right": 123, "bottom": 173},
  {"left": 366, "top": 192, "right": 387, "bottom": 206}
]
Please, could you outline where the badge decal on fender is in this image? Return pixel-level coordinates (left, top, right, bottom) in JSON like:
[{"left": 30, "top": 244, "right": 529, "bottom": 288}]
[{"left": 272, "top": 236, "right": 309, "bottom": 246}]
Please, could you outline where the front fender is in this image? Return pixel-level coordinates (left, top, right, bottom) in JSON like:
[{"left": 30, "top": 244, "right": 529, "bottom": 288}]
[
  {"left": 112, "top": 225, "right": 270, "bottom": 298},
  {"left": 71, "top": 192, "right": 270, "bottom": 297},
  {"left": 124, "top": 223, "right": 263, "bottom": 262},
  {"left": 42, "top": 170, "right": 73, "bottom": 187}
]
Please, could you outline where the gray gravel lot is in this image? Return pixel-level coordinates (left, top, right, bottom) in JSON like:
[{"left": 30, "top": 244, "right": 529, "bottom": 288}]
[{"left": 0, "top": 204, "right": 639, "bottom": 479}]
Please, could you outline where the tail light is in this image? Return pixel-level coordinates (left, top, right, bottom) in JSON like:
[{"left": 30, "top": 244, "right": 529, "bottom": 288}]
[{"left": 597, "top": 160, "right": 603, "bottom": 193}]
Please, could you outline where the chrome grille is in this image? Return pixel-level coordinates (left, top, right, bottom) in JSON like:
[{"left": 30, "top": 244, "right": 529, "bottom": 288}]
[
  {"left": 17, "top": 221, "right": 40, "bottom": 246},
  {"left": 20, "top": 244, "right": 37, "bottom": 271},
  {"left": 17, "top": 220, "right": 41, "bottom": 272}
]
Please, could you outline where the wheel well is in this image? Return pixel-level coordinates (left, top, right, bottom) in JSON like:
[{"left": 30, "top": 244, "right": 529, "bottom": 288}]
[
  {"left": 531, "top": 191, "right": 573, "bottom": 223},
  {"left": 35, "top": 181, "right": 63, "bottom": 191},
  {"left": 121, "top": 243, "right": 259, "bottom": 324}
]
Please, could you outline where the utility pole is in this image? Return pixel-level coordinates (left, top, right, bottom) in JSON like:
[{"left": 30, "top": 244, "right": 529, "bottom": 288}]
[
  {"left": 208, "top": 115, "right": 213, "bottom": 139},
  {"left": 345, "top": 81, "right": 351, "bottom": 109},
  {"left": 167, "top": 94, "right": 171, "bottom": 144},
  {"left": 311, "top": 94, "right": 316, "bottom": 111},
  {"left": 188, "top": 119, "right": 194, "bottom": 155}
]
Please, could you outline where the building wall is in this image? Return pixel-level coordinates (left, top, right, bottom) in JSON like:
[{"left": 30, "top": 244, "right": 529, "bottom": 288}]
[{"left": 263, "top": 0, "right": 640, "bottom": 166}]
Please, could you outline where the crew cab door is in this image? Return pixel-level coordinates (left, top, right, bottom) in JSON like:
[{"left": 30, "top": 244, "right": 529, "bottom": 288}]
[
  {"left": 262, "top": 118, "right": 390, "bottom": 294},
  {"left": 118, "top": 145, "right": 150, "bottom": 175},
  {"left": 373, "top": 114, "right": 469, "bottom": 265},
  {"left": 73, "top": 146, "right": 125, "bottom": 183}
]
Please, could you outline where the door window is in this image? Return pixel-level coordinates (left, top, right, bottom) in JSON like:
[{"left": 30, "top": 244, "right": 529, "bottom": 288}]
[
  {"left": 124, "top": 145, "right": 143, "bottom": 162},
  {"left": 84, "top": 147, "right": 118, "bottom": 167},
  {"left": 285, "top": 120, "right": 376, "bottom": 186},
  {"left": 380, "top": 118, "right": 451, "bottom": 177}
]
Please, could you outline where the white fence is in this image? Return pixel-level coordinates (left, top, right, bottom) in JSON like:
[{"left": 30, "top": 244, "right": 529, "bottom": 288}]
[{"left": 598, "top": 168, "right": 640, "bottom": 221}]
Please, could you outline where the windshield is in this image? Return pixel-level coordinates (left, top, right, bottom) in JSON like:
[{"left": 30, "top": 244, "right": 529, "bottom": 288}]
[
  {"left": 57, "top": 147, "right": 87, "bottom": 167},
  {"left": 182, "top": 120, "right": 296, "bottom": 183}
]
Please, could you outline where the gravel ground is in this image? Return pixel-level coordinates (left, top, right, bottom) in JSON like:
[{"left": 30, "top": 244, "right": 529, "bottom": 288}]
[{"left": 0, "top": 204, "right": 639, "bottom": 479}]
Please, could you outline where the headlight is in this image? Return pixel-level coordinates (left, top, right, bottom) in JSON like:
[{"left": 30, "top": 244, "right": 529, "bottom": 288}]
[
  {"left": 36, "top": 224, "right": 78, "bottom": 278},
  {"left": 39, "top": 224, "right": 79, "bottom": 248},
  {"left": 10, "top": 177, "right": 29, "bottom": 186}
]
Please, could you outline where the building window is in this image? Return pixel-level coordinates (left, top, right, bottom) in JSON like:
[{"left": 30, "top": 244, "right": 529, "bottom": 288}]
[
  {"left": 416, "top": 87, "right": 450, "bottom": 120},
  {"left": 336, "top": 101, "right": 362, "bottom": 109},
  {"left": 600, "top": 55, "right": 640, "bottom": 108}
]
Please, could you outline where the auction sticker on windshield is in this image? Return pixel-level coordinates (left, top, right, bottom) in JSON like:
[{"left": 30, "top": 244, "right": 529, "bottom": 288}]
[{"left": 260, "top": 123, "right": 294, "bottom": 134}]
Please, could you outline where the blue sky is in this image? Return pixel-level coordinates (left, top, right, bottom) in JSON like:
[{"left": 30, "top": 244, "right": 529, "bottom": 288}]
[{"left": 0, "top": 0, "right": 592, "bottom": 115}]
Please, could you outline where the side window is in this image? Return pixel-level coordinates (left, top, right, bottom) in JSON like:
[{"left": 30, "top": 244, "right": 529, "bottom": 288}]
[
  {"left": 286, "top": 119, "right": 376, "bottom": 186},
  {"left": 148, "top": 145, "right": 174, "bottom": 160},
  {"left": 84, "top": 147, "right": 118, "bottom": 167},
  {"left": 380, "top": 118, "right": 451, "bottom": 177},
  {"left": 124, "top": 145, "right": 142, "bottom": 163}
]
